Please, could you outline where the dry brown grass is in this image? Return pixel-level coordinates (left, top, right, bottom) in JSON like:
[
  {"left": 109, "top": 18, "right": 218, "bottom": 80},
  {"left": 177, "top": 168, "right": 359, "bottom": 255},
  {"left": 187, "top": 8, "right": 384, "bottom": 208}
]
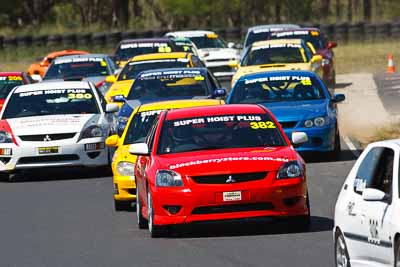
[{"left": 335, "top": 40, "right": 400, "bottom": 74}]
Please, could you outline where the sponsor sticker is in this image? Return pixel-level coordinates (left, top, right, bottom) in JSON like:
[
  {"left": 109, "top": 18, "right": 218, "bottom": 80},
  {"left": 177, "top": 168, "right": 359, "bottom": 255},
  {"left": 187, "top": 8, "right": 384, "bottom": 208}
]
[{"left": 223, "top": 191, "right": 241, "bottom": 201}]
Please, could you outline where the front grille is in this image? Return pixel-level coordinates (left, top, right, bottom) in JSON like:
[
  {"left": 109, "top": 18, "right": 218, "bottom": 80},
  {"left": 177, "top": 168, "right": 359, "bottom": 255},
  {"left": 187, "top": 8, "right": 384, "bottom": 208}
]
[
  {"left": 279, "top": 121, "right": 298, "bottom": 128},
  {"left": 17, "top": 155, "right": 80, "bottom": 164},
  {"left": 206, "top": 59, "right": 228, "bottom": 63},
  {"left": 191, "top": 172, "right": 267, "bottom": 184},
  {"left": 209, "top": 66, "right": 233, "bottom": 73},
  {"left": 127, "top": 188, "right": 136, "bottom": 195},
  {"left": 19, "top": 133, "right": 76, "bottom": 142},
  {"left": 191, "top": 202, "right": 274, "bottom": 214},
  {"left": 0, "top": 157, "right": 11, "bottom": 164}
]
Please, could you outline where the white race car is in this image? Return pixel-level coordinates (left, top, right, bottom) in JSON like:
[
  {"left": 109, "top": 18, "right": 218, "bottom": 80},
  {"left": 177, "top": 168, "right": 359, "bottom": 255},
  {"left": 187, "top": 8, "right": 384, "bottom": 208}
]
[
  {"left": 334, "top": 140, "right": 400, "bottom": 266},
  {"left": 165, "top": 30, "right": 240, "bottom": 80},
  {"left": 243, "top": 24, "right": 301, "bottom": 49},
  {"left": 0, "top": 81, "right": 118, "bottom": 181}
]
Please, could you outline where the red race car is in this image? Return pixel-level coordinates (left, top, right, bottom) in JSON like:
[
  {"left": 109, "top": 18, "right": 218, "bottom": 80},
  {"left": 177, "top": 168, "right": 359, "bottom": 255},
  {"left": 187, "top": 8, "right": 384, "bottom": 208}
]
[
  {"left": 131, "top": 104, "right": 310, "bottom": 237},
  {"left": 0, "top": 72, "right": 32, "bottom": 110}
]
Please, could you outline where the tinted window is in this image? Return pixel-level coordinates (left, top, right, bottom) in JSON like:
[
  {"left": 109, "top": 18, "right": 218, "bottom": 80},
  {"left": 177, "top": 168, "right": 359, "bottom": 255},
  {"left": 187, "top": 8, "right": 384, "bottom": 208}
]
[
  {"left": 3, "top": 88, "right": 99, "bottom": 119},
  {"left": 118, "top": 59, "right": 189, "bottom": 81},
  {"left": 242, "top": 44, "right": 308, "bottom": 66},
  {"left": 157, "top": 113, "right": 286, "bottom": 154},
  {"left": 115, "top": 43, "right": 173, "bottom": 61},
  {"left": 270, "top": 31, "right": 327, "bottom": 49},
  {"left": 44, "top": 58, "right": 110, "bottom": 80},
  {"left": 354, "top": 147, "right": 394, "bottom": 198},
  {"left": 229, "top": 75, "right": 325, "bottom": 104},
  {"left": 188, "top": 36, "right": 226, "bottom": 49},
  {"left": 124, "top": 110, "right": 163, "bottom": 145},
  {"left": 0, "top": 76, "right": 24, "bottom": 98},
  {"left": 127, "top": 71, "right": 209, "bottom": 100}
]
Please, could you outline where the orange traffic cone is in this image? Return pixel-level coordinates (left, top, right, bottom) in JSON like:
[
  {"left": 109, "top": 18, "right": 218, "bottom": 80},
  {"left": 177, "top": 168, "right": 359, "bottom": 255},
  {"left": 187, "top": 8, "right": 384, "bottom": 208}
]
[{"left": 387, "top": 54, "right": 396, "bottom": 73}]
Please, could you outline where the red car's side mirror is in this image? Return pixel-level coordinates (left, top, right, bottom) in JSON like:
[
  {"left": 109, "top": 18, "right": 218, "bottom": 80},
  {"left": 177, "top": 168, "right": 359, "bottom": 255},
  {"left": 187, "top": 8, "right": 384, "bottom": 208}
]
[{"left": 327, "top": 41, "right": 337, "bottom": 49}]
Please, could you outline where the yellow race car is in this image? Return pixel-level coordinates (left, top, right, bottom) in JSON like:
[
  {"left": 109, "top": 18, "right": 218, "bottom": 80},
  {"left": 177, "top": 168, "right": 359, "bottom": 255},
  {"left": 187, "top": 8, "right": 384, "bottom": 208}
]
[
  {"left": 105, "top": 99, "right": 224, "bottom": 211},
  {"left": 104, "top": 52, "right": 204, "bottom": 106},
  {"left": 230, "top": 39, "right": 323, "bottom": 86}
]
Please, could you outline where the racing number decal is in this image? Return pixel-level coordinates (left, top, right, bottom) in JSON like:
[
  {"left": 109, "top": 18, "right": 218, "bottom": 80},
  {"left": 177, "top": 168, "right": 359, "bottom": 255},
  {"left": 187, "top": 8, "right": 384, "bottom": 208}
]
[
  {"left": 8, "top": 76, "right": 22, "bottom": 81},
  {"left": 250, "top": 121, "right": 276, "bottom": 129},
  {"left": 368, "top": 219, "right": 380, "bottom": 244},
  {"left": 68, "top": 93, "right": 93, "bottom": 99},
  {"left": 300, "top": 79, "right": 312, "bottom": 86}
]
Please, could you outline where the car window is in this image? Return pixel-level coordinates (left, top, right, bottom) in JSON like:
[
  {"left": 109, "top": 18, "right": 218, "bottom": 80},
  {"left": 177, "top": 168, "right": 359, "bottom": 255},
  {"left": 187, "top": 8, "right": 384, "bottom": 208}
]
[
  {"left": 242, "top": 43, "right": 309, "bottom": 66},
  {"left": 3, "top": 87, "right": 100, "bottom": 119},
  {"left": 118, "top": 59, "right": 189, "bottom": 81},
  {"left": 0, "top": 76, "right": 25, "bottom": 99},
  {"left": 127, "top": 70, "right": 209, "bottom": 100},
  {"left": 124, "top": 110, "right": 163, "bottom": 146},
  {"left": 93, "top": 85, "right": 106, "bottom": 111},
  {"left": 44, "top": 57, "right": 110, "bottom": 80},
  {"left": 157, "top": 113, "right": 286, "bottom": 154},
  {"left": 229, "top": 75, "right": 326, "bottom": 104},
  {"left": 145, "top": 116, "right": 160, "bottom": 152},
  {"left": 354, "top": 147, "right": 394, "bottom": 202}
]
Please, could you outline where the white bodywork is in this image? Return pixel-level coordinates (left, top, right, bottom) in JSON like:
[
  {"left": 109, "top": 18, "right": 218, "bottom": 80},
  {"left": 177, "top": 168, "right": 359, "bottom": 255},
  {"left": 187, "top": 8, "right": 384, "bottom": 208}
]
[
  {"left": 0, "top": 82, "right": 116, "bottom": 172},
  {"left": 166, "top": 30, "right": 240, "bottom": 79},
  {"left": 334, "top": 139, "right": 400, "bottom": 266}
]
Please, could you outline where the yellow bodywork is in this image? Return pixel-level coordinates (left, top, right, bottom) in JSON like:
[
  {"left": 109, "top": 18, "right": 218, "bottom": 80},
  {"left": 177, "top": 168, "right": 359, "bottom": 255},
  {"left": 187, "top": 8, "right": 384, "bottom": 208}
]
[
  {"left": 108, "top": 99, "right": 224, "bottom": 202},
  {"left": 105, "top": 52, "right": 195, "bottom": 106},
  {"left": 231, "top": 39, "right": 323, "bottom": 86}
]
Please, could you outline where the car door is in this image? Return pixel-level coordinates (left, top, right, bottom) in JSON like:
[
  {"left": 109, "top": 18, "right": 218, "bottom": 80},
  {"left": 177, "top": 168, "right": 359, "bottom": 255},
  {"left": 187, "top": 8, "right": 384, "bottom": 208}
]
[
  {"left": 338, "top": 146, "right": 385, "bottom": 262},
  {"left": 358, "top": 146, "right": 396, "bottom": 265},
  {"left": 137, "top": 117, "right": 159, "bottom": 205}
]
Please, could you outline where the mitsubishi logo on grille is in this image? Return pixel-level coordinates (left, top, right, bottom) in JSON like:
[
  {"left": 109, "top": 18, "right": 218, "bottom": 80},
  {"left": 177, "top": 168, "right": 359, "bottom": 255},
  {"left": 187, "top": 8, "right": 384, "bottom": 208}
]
[
  {"left": 226, "top": 175, "right": 235, "bottom": 183},
  {"left": 43, "top": 135, "right": 51, "bottom": 142}
]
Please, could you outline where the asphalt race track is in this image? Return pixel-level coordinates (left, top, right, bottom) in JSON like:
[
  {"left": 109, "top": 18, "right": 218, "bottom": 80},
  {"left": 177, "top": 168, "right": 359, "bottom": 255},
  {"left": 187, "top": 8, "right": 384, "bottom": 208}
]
[{"left": 0, "top": 140, "right": 358, "bottom": 267}]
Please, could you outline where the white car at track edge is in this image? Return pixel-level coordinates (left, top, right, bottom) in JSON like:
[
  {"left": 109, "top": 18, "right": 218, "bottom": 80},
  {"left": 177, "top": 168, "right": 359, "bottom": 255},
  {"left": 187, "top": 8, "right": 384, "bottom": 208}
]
[
  {"left": 165, "top": 30, "right": 240, "bottom": 80},
  {"left": 0, "top": 81, "right": 118, "bottom": 180},
  {"left": 334, "top": 139, "right": 400, "bottom": 266}
]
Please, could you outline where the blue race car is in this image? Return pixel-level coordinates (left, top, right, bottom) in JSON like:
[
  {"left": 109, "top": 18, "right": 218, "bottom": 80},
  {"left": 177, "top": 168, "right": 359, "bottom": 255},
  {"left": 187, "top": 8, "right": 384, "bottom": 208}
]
[
  {"left": 114, "top": 67, "right": 226, "bottom": 135},
  {"left": 227, "top": 70, "right": 345, "bottom": 156}
]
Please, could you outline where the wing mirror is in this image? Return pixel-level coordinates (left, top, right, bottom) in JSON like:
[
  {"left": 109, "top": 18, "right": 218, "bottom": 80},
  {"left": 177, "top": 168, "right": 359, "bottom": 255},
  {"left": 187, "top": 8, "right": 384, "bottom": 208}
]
[
  {"left": 106, "top": 103, "right": 119, "bottom": 113},
  {"left": 362, "top": 188, "right": 386, "bottom": 201},
  {"left": 105, "top": 135, "right": 119, "bottom": 147},
  {"left": 291, "top": 132, "right": 308, "bottom": 147},
  {"left": 105, "top": 75, "right": 117, "bottom": 83},
  {"left": 129, "top": 143, "right": 149, "bottom": 155},
  {"left": 227, "top": 42, "right": 235, "bottom": 48},
  {"left": 311, "top": 55, "right": 323, "bottom": 63},
  {"left": 332, "top": 93, "right": 345, "bottom": 103},
  {"left": 213, "top": 88, "right": 227, "bottom": 97},
  {"left": 112, "top": 94, "right": 126, "bottom": 103},
  {"left": 327, "top": 41, "right": 338, "bottom": 49}
]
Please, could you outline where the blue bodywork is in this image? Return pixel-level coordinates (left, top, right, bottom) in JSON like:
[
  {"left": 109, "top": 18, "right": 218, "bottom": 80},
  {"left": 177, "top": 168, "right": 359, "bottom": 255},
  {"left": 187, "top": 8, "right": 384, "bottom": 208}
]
[{"left": 227, "top": 70, "right": 342, "bottom": 152}]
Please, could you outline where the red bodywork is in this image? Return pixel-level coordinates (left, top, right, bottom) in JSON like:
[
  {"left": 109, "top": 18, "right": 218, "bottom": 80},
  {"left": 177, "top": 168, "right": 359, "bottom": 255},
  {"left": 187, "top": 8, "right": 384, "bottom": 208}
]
[
  {"left": 0, "top": 72, "right": 31, "bottom": 111},
  {"left": 135, "top": 105, "right": 308, "bottom": 226}
]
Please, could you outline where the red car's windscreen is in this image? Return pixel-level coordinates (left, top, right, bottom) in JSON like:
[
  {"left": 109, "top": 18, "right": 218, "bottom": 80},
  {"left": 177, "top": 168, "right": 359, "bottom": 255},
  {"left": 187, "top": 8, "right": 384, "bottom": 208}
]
[
  {"left": 157, "top": 113, "right": 286, "bottom": 154},
  {"left": 0, "top": 76, "right": 24, "bottom": 99}
]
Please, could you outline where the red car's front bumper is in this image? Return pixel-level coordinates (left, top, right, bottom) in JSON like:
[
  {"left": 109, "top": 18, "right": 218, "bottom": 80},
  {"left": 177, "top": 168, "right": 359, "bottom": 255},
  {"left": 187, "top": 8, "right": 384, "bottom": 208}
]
[{"left": 150, "top": 175, "right": 308, "bottom": 226}]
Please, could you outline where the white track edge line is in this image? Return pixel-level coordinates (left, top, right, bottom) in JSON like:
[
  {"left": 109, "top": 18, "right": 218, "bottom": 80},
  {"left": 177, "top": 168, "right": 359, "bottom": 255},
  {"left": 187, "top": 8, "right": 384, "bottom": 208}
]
[{"left": 343, "top": 135, "right": 361, "bottom": 157}]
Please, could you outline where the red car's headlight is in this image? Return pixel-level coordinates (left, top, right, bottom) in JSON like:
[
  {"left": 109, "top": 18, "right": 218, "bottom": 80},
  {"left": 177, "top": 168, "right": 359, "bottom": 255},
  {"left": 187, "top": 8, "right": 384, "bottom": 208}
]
[
  {"left": 156, "top": 170, "right": 183, "bottom": 187},
  {"left": 277, "top": 161, "right": 303, "bottom": 179}
]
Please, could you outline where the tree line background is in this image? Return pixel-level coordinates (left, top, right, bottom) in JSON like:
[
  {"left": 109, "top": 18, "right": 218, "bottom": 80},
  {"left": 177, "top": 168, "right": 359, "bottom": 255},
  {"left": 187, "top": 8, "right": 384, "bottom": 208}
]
[{"left": 0, "top": 0, "right": 399, "bottom": 35}]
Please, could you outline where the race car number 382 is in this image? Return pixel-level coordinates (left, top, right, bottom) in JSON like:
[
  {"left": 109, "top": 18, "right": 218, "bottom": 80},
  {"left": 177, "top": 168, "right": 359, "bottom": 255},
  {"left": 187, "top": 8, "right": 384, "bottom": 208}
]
[{"left": 223, "top": 191, "right": 242, "bottom": 201}]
